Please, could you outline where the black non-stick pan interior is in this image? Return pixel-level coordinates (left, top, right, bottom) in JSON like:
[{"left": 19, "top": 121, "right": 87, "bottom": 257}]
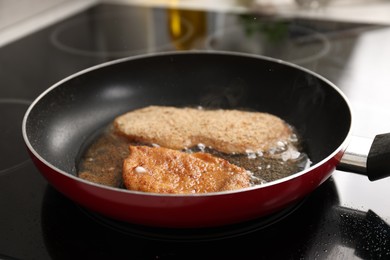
[{"left": 25, "top": 52, "right": 351, "bottom": 176}]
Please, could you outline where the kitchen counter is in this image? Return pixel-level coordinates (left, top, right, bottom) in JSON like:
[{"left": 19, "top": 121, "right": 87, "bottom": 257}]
[{"left": 106, "top": 0, "right": 390, "bottom": 24}]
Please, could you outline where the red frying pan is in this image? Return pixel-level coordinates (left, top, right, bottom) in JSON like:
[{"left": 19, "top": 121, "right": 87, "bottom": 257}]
[{"left": 22, "top": 51, "right": 390, "bottom": 228}]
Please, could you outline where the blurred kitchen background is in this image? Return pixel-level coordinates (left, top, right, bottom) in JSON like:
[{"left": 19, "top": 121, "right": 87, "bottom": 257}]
[{"left": 2, "top": 0, "right": 390, "bottom": 47}]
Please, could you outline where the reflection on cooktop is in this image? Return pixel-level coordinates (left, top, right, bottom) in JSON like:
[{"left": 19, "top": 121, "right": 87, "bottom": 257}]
[
  {"left": 42, "top": 176, "right": 390, "bottom": 259},
  {"left": 41, "top": 177, "right": 340, "bottom": 259},
  {"left": 76, "top": 200, "right": 306, "bottom": 242}
]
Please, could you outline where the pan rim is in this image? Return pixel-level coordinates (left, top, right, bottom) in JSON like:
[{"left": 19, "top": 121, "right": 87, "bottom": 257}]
[{"left": 22, "top": 50, "right": 353, "bottom": 198}]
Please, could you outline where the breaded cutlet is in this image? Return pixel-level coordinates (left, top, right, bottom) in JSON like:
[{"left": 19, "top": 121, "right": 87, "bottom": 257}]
[
  {"left": 114, "top": 106, "right": 293, "bottom": 154},
  {"left": 122, "top": 145, "right": 251, "bottom": 194}
]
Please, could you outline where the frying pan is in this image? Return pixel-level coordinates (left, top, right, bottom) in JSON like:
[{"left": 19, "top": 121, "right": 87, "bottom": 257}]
[{"left": 22, "top": 51, "right": 390, "bottom": 228}]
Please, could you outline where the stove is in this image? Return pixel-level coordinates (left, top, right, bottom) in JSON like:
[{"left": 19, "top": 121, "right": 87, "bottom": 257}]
[{"left": 1, "top": 2, "right": 390, "bottom": 259}]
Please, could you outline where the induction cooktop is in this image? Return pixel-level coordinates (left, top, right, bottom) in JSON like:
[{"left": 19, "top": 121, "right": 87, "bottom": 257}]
[{"left": 1, "top": 3, "right": 390, "bottom": 259}]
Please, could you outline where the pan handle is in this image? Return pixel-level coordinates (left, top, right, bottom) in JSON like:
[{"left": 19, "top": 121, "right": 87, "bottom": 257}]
[{"left": 338, "top": 133, "right": 390, "bottom": 181}]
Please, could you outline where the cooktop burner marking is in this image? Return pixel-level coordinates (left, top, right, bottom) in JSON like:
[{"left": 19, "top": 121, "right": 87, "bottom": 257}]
[
  {"left": 205, "top": 23, "right": 330, "bottom": 66},
  {"left": 0, "top": 99, "right": 32, "bottom": 176},
  {"left": 49, "top": 11, "right": 194, "bottom": 58}
]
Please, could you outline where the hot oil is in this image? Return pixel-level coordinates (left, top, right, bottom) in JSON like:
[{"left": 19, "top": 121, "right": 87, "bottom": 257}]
[
  {"left": 78, "top": 124, "right": 311, "bottom": 189},
  {"left": 77, "top": 125, "right": 129, "bottom": 188},
  {"left": 183, "top": 135, "right": 311, "bottom": 185}
]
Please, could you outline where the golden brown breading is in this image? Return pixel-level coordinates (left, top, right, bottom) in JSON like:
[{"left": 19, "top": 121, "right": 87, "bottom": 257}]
[
  {"left": 122, "top": 145, "right": 251, "bottom": 194},
  {"left": 114, "top": 106, "right": 292, "bottom": 154}
]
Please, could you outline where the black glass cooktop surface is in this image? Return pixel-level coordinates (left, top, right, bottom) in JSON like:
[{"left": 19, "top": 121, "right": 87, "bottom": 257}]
[{"left": 1, "top": 3, "right": 390, "bottom": 259}]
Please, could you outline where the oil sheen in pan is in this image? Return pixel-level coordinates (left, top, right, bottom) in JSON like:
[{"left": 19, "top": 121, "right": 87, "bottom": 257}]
[{"left": 76, "top": 122, "right": 312, "bottom": 190}]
